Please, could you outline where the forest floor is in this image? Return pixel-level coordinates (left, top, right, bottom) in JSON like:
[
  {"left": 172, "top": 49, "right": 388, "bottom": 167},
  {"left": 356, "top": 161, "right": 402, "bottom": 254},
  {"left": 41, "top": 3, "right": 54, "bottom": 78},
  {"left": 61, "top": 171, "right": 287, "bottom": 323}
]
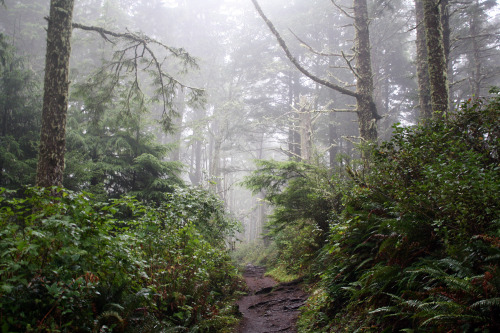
[{"left": 236, "top": 265, "right": 308, "bottom": 333}]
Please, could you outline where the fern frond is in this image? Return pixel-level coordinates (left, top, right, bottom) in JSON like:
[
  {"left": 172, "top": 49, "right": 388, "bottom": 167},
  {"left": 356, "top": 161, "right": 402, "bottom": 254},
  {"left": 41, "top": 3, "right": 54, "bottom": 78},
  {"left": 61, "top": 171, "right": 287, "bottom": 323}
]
[
  {"left": 471, "top": 298, "right": 500, "bottom": 309},
  {"left": 93, "top": 310, "right": 124, "bottom": 333},
  {"left": 355, "top": 258, "right": 373, "bottom": 271},
  {"left": 437, "top": 258, "right": 472, "bottom": 277},
  {"left": 369, "top": 306, "right": 397, "bottom": 314},
  {"left": 421, "top": 314, "right": 483, "bottom": 326},
  {"left": 485, "top": 253, "right": 500, "bottom": 262}
]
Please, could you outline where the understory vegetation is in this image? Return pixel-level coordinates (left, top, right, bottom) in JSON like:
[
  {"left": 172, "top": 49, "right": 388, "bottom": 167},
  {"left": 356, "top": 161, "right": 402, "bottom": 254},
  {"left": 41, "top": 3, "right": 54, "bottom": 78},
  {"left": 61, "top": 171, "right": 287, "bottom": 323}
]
[
  {"left": 244, "top": 91, "right": 500, "bottom": 332},
  {"left": 0, "top": 186, "right": 241, "bottom": 332}
]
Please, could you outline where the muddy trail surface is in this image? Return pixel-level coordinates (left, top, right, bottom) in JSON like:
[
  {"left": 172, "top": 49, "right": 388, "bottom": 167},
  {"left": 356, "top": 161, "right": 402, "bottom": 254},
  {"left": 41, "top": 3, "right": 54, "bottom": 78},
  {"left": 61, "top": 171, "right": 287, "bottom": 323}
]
[{"left": 236, "top": 265, "right": 308, "bottom": 333}]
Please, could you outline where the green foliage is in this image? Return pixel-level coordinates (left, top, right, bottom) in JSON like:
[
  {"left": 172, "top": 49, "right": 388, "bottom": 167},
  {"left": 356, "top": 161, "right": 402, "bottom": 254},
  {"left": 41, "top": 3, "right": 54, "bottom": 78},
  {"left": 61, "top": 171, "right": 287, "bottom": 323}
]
[
  {"left": 282, "top": 93, "right": 500, "bottom": 332},
  {"left": 244, "top": 161, "right": 344, "bottom": 232},
  {"left": 65, "top": 80, "right": 184, "bottom": 202},
  {"left": 266, "top": 265, "right": 300, "bottom": 283},
  {"left": 334, "top": 93, "right": 497, "bottom": 331},
  {"left": 160, "top": 186, "right": 240, "bottom": 246},
  {"left": 243, "top": 160, "right": 349, "bottom": 281},
  {"left": 0, "top": 36, "right": 42, "bottom": 188},
  {"left": 0, "top": 186, "right": 241, "bottom": 332},
  {"left": 231, "top": 240, "right": 277, "bottom": 267}
]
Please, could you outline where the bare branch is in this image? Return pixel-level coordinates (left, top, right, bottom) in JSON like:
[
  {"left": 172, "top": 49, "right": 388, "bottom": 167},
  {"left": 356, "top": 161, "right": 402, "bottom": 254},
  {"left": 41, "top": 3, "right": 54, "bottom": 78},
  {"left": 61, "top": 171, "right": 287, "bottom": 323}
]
[
  {"left": 289, "top": 29, "right": 352, "bottom": 58},
  {"left": 327, "top": 73, "right": 355, "bottom": 88},
  {"left": 313, "top": 108, "right": 358, "bottom": 113},
  {"left": 250, "top": 0, "right": 358, "bottom": 98},
  {"left": 331, "top": 0, "right": 354, "bottom": 19},
  {"left": 341, "top": 51, "right": 359, "bottom": 78}
]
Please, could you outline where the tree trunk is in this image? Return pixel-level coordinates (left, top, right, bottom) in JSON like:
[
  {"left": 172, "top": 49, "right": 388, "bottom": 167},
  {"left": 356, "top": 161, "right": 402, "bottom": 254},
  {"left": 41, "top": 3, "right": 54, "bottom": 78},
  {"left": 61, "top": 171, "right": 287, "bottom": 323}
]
[
  {"left": 299, "top": 99, "right": 312, "bottom": 162},
  {"left": 423, "top": 0, "right": 449, "bottom": 116},
  {"left": 440, "top": 0, "right": 452, "bottom": 110},
  {"left": 469, "top": 0, "right": 482, "bottom": 97},
  {"left": 415, "top": 0, "right": 433, "bottom": 120},
  {"left": 36, "top": 0, "right": 75, "bottom": 187},
  {"left": 353, "top": 0, "right": 378, "bottom": 142},
  {"left": 440, "top": 0, "right": 450, "bottom": 67},
  {"left": 287, "top": 71, "right": 301, "bottom": 160},
  {"left": 171, "top": 89, "right": 185, "bottom": 161},
  {"left": 328, "top": 111, "right": 338, "bottom": 168}
]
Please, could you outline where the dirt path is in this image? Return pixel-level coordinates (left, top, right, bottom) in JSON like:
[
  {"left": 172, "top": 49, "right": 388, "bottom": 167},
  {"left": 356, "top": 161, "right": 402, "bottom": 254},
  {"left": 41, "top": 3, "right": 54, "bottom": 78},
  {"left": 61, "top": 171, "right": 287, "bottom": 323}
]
[{"left": 236, "top": 265, "right": 307, "bottom": 333}]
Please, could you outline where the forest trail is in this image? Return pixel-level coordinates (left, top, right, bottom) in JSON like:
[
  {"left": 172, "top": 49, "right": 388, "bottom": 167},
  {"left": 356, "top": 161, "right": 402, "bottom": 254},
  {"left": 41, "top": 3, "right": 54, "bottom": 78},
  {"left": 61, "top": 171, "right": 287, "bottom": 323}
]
[{"left": 236, "top": 265, "right": 307, "bottom": 333}]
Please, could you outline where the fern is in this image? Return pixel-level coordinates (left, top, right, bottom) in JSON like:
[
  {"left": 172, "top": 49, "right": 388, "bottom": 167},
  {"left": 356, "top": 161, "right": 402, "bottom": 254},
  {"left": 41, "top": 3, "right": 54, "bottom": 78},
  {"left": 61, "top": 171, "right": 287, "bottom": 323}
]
[
  {"left": 421, "top": 313, "right": 484, "bottom": 327},
  {"left": 93, "top": 311, "right": 124, "bottom": 333},
  {"left": 471, "top": 297, "right": 500, "bottom": 309}
]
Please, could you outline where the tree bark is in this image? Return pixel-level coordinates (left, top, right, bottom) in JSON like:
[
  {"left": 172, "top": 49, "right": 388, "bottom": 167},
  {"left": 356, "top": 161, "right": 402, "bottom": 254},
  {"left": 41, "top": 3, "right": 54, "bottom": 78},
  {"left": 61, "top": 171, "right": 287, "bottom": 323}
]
[
  {"left": 298, "top": 98, "right": 313, "bottom": 162},
  {"left": 422, "top": 0, "right": 449, "bottom": 116},
  {"left": 353, "top": 0, "right": 379, "bottom": 142},
  {"left": 415, "top": 0, "right": 433, "bottom": 120},
  {"left": 469, "top": 0, "right": 482, "bottom": 97},
  {"left": 440, "top": 0, "right": 450, "bottom": 67},
  {"left": 328, "top": 111, "right": 338, "bottom": 168},
  {"left": 36, "top": 0, "right": 75, "bottom": 187},
  {"left": 171, "top": 89, "right": 185, "bottom": 162},
  {"left": 286, "top": 71, "right": 301, "bottom": 160}
]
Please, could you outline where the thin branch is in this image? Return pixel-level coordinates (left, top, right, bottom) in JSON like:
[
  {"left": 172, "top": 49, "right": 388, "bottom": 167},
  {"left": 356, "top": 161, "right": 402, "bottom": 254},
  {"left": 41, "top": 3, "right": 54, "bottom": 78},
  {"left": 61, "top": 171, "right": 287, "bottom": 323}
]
[
  {"left": 250, "top": 0, "right": 358, "bottom": 98},
  {"left": 327, "top": 73, "right": 355, "bottom": 88},
  {"left": 289, "top": 29, "right": 352, "bottom": 58},
  {"left": 320, "top": 108, "right": 358, "bottom": 113},
  {"left": 341, "top": 50, "right": 359, "bottom": 78},
  {"left": 331, "top": 0, "right": 354, "bottom": 19}
]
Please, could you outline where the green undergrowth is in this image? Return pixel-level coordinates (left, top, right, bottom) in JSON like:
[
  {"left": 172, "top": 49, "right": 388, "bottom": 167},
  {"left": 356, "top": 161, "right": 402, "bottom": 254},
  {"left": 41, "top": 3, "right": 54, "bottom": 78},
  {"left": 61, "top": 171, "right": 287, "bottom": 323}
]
[
  {"left": 265, "top": 266, "right": 300, "bottom": 283},
  {"left": 232, "top": 240, "right": 300, "bottom": 282},
  {"left": 232, "top": 236, "right": 309, "bottom": 283},
  {"left": 246, "top": 90, "right": 500, "bottom": 332},
  {"left": 0, "top": 186, "right": 242, "bottom": 332},
  {"left": 231, "top": 239, "right": 276, "bottom": 267}
]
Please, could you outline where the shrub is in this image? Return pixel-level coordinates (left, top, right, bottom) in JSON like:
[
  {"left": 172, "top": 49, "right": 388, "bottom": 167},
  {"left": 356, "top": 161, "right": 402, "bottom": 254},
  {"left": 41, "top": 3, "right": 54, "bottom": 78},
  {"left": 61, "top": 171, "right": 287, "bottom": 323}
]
[
  {"left": 0, "top": 186, "right": 241, "bottom": 332},
  {"left": 301, "top": 91, "right": 500, "bottom": 332}
]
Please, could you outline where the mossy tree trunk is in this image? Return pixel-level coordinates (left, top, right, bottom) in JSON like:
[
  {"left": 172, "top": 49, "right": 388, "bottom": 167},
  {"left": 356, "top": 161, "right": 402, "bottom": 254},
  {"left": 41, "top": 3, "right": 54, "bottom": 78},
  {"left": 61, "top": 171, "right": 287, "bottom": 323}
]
[
  {"left": 353, "top": 0, "right": 378, "bottom": 142},
  {"left": 423, "top": 0, "right": 449, "bottom": 117},
  {"left": 469, "top": 0, "right": 482, "bottom": 97},
  {"left": 415, "top": 0, "right": 432, "bottom": 120},
  {"left": 36, "top": 0, "right": 74, "bottom": 187},
  {"left": 440, "top": 0, "right": 451, "bottom": 109}
]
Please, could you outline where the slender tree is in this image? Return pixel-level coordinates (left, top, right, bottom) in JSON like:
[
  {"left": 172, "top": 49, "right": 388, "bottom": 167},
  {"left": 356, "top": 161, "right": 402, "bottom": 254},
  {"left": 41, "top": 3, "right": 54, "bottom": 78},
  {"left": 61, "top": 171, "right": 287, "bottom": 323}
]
[
  {"left": 353, "top": 0, "right": 378, "bottom": 141},
  {"left": 422, "top": 0, "right": 449, "bottom": 116},
  {"left": 415, "top": 0, "right": 432, "bottom": 119}
]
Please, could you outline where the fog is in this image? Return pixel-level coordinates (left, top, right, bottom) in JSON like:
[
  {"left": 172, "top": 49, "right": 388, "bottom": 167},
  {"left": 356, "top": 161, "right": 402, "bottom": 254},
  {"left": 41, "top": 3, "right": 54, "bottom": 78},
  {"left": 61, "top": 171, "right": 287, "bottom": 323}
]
[{"left": 1, "top": 0, "right": 499, "bottom": 242}]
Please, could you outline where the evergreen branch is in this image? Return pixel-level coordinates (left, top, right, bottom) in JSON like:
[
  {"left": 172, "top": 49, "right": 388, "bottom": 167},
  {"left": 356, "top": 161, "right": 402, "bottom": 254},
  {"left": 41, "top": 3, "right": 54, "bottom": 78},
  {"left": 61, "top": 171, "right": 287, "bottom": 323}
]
[{"left": 71, "top": 22, "right": 205, "bottom": 131}]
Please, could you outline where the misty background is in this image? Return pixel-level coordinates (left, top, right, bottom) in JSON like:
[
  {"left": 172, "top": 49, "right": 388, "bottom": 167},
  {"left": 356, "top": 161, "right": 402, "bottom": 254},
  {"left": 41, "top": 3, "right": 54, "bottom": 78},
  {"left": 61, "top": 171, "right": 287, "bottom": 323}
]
[{"left": 1, "top": 0, "right": 499, "bottom": 242}]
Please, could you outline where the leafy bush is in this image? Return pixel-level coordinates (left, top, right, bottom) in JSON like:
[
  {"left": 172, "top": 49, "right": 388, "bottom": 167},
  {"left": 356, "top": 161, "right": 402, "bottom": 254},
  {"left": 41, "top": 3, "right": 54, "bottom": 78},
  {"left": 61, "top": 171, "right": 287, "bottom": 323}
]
[
  {"left": 298, "top": 92, "right": 500, "bottom": 332},
  {"left": 243, "top": 160, "right": 347, "bottom": 278},
  {"left": 0, "top": 186, "right": 241, "bottom": 332},
  {"left": 232, "top": 240, "right": 276, "bottom": 267}
]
